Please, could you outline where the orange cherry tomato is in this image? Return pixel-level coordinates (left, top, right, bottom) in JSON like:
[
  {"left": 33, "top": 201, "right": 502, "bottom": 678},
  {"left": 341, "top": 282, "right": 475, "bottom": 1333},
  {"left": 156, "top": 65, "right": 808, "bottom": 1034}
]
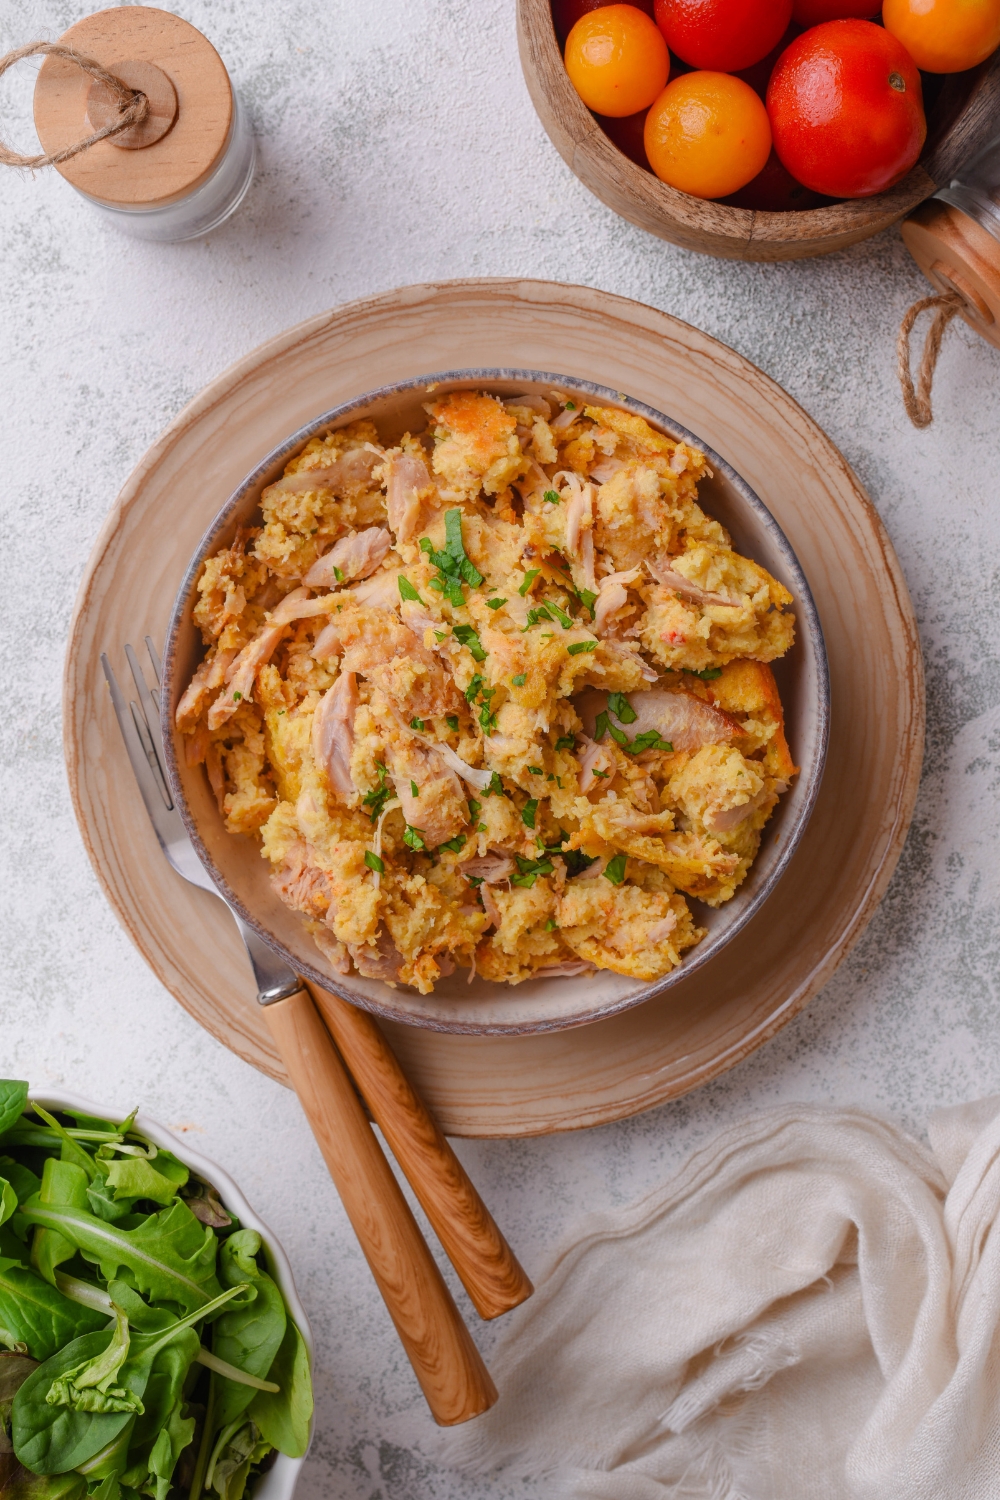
[
  {"left": 882, "top": 0, "right": 1000, "bottom": 72},
  {"left": 644, "top": 72, "right": 772, "bottom": 198},
  {"left": 654, "top": 0, "right": 792, "bottom": 70},
  {"left": 792, "top": 0, "right": 878, "bottom": 21},
  {"left": 552, "top": 0, "right": 655, "bottom": 47},
  {"left": 767, "top": 20, "right": 926, "bottom": 197},
  {"left": 565, "top": 4, "right": 671, "bottom": 116}
]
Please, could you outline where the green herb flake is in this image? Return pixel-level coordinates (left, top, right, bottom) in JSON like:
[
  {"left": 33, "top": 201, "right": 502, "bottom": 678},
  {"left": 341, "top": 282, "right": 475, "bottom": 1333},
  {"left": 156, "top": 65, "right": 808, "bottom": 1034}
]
[
  {"left": 444, "top": 508, "right": 484, "bottom": 587},
  {"left": 542, "top": 489, "right": 560, "bottom": 505},
  {"left": 484, "top": 772, "right": 505, "bottom": 798},
  {"left": 410, "top": 780, "right": 420, "bottom": 797},
  {"left": 576, "top": 587, "right": 598, "bottom": 617},
  {"left": 564, "top": 847, "right": 597, "bottom": 877},
  {"left": 509, "top": 854, "right": 555, "bottom": 889},
  {"left": 567, "top": 640, "right": 597, "bottom": 655},
  {"left": 446, "top": 715, "right": 460, "bottom": 731},
  {"left": 629, "top": 730, "right": 674, "bottom": 754},
  {"left": 528, "top": 766, "right": 543, "bottom": 775},
  {"left": 410, "top": 718, "right": 425, "bottom": 731},
  {"left": 512, "top": 672, "right": 527, "bottom": 687},
  {"left": 466, "top": 874, "right": 484, "bottom": 887},
  {"left": 364, "top": 851, "right": 385, "bottom": 874},
  {"left": 521, "top": 799, "right": 539, "bottom": 829},
  {"left": 607, "top": 692, "right": 638, "bottom": 724},
  {"left": 403, "top": 825, "right": 427, "bottom": 851},
  {"left": 564, "top": 400, "right": 576, "bottom": 410},
  {"left": 438, "top": 834, "right": 467, "bottom": 854},
  {"left": 468, "top": 798, "right": 482, "bottom": 818},
  {"left": 398, "top": 576, "right": 422, "bottom": 603},
  {"left": 452, "top": 624, "right": 487, "bottom": 662},
  {"left": 232, "top": 691, "right": 242, "bottom": 702},
  {"left": 694, "top": 667, "right": 723, "bottom": 680},
  {"left": 518, "top": 569, "right": 540, "bottom": 597},
  {"left": 604, "top": 853, "right": 628, "bottom": 885},
  {"left": 477, "top": 821, "right": 487, "bottom": 831},
  {"left": 555, "top": 735, "right": 576, "bottom": 752},
  {"left": 362, "top": 764, "right": 391, "bottom": 822},
  {"left": 487, "top": 597, "right": 507, "bottom": 610},
  {"left": 544, "top": 918, "right": 557, "bottom": 931},
  {"left": 333, "top": 566, "right": 344, "bottom": 583},
  {"left": 434, "top": 629, "right": 448, "bottom": 641}
]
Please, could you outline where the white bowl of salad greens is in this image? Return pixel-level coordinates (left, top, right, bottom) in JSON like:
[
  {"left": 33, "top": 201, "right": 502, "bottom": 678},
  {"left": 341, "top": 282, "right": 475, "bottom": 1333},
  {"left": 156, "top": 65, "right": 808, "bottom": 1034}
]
[{"left": 0, "top": 1081, "right": 313, "bottom": 1500}]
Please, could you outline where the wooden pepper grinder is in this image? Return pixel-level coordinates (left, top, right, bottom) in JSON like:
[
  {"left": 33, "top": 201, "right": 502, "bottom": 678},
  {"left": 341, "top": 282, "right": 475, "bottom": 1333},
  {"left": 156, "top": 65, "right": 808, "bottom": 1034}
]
[
  {"left": 898, "top": 133, "right": 1000, "bottom": 424},
  {"left": 28, "top": 6, "right": 254, "bottom": 241}
]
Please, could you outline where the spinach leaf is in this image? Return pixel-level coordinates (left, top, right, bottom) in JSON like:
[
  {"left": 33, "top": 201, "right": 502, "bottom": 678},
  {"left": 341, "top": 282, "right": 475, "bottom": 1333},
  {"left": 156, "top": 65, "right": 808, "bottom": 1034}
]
[
  {"left": 146, "top": 1400, "right": 195, "bottom": 1500},
  {"left": 0, "top": 1161, "right": 41, "bottom": 1206},
  {"left": 212, "top": 1232, "right": 285, "bottom": 1430},
  {"left": 0, "top": 1084, "right": 28, "bottom": 1140},
  {"left": 1, "top": 1464, "right": 87, "bottom": 1497},
  {"left": 13, "top": 1286, "right": 243, "bottom": 1473},
  {"left": 0, "top": 1181, "right": 16, "bottom": 1229},
  {"left": 19, "top": 1201, "right": 222, "bottom": 1314},
  {"left": 31, "top": 1164, "right": 90, "bottom": 1289},
  {"left": 0, "top": 1261, "right": 104, "bottom": 1362},
  {"left": 248, "top": 1317, "right": 312, "bottom": 1458},
  {"left": 71, "top": 1415, "right": 135, "bottom": 1483}
]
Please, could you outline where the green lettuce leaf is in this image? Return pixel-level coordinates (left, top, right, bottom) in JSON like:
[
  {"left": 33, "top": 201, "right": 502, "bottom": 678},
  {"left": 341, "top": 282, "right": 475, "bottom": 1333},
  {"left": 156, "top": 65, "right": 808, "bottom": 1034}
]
[
  {"left": 0, "top": 1084, "right": 29, "bottom": 1140},
  {"left": 0, "top": 1261, "right": 105, "bottom": 1362},
  {"left": 212, "top": 1232, "right": 285, "bottom": 1430},
  {"left": 247, "top": 1318, "right": 312, "bottom": 1458}
]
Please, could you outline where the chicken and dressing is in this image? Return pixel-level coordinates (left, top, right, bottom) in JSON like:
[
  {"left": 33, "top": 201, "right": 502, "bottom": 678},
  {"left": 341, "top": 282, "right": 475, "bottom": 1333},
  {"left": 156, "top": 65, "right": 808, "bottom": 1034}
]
[{"left": 176, "top": 389, "right": 797, "bottom": 994}]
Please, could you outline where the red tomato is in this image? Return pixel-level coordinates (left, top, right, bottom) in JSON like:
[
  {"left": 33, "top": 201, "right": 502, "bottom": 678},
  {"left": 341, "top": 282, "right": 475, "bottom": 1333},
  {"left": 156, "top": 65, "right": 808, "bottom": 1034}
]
[
  {"left": 552, "top": 0, "right": 654, "bottom": 46},
  {"left": 596, "top": 108, "right": 653, "bottom": 170},
  {"left": 767, "top": 20, "right": 926, "bottom": 197},
  {"left": 722, "top": 147, "right": 828, "bottom": 209},
  {"left": 654, "top": 0, "right": 793, "bottom": 70},
  {"left": 791, "top": 0, "right": 878, "bottom": 21}
]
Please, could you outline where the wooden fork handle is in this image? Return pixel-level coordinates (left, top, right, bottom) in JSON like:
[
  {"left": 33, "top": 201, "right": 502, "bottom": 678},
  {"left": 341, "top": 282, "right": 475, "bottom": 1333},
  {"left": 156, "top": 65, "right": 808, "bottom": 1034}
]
[
  {"left": 309, "top": 983, "right": 534, "bottom": 1321},
  {"left": 261, "top": 988, "right": 497, "bottom": 1425}
]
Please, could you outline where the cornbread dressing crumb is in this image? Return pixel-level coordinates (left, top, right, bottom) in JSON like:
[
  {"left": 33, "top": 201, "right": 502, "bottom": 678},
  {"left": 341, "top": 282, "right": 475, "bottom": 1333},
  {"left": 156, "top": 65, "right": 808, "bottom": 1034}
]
[{"left": 178, "top": 390, "right": 797, "bottom": 993}]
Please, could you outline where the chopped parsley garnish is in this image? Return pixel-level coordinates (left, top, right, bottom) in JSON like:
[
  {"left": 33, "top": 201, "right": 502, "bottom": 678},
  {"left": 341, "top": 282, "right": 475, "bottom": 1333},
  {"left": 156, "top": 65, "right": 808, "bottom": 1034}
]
[
  {"left": 576, "top": 586, "right": 598, "bottom": 618},
  {"left": 512, "top": 672, "right": 527, "bottom": 687},
  {"left": 452, "top": 624, "right": 487, "bottom": 662},
  {"left": 410, "top": 779, "right": 419, "bottom": 797},
  {"left": 468, "top": 798, "right": 482, "bottom": 818},
  {"left": 364, "top": 851, "right": 385, "bottom": 874},
  {"left": 518, "top": 569, "right": 540, "bottom": 596},
  {"left": 398, "top": 575, "right": 422, "bottom": 603},
  {"left": 510, "top": 853, "right": 554, "bottom": 889},
  {"left": 438, "top": 833, "right": 467, "bottom": 854},
  {"left": 555, "top": 734, "right": 576, "bottom": 752},
  {"left": 564, "top": 400, "right": 576, "bottom": 410},
  {"left": 403, "top": 825, "right": 427, "bottom": 851},
  {"left": 484, "top": 772, "right": 505, "bottom": 797},
  {"left": 434, "top": 629, "right": 448, "bottom": 641},
  {"left": 333, "top": 565, "right": 344, "bottom": 583},
  {"left": 466, "top": 874, "right": 484, "bottom": 887},
  {"left": 563, "top": 847, "right": 598, "bottom": 877},
  {"left": 528, "top": 766, "right": 543, "bottom": 775},
  {"left": 567, "top": 640, "right": 597, "bottom": 655},
  {"left": 629, "top": 730, "right": 674, "bottom": 753},
  {"left": 232, "top": 691, "right": 242, "bottom": 701},
  {"left": 521, "top": 798, "right": 539, "bottom": 829},
  {"left": 607, "top": 692, "right": 637, "bottom": 724},
  {"left": 486, "top": 597, "right": 507, "bottom": 610},
  {"left": 546, "top": 599, "right": 574, "bottom": 630},
  {"left": 362, "top": 765, "right": 393, "bottom": 822},
  {"left": 544, "top": 918, "right": 557, "bottom": 931},
  {"left": 546, "top": 772, "right": 555, "bottom": 781},
  {"left": 593, "top": 710, "right": 673, "bottom": 756},
  {"left": 446, "top": 714, "right": 459, "bottom": 730},
  {"left": 410, "top": 718, "right": 424, "bottom": 731},
  {"left": 420, "top": 508, "right": 484, "bottom": 605},
  {"left": 465, "top": 673, "right": 484, "bottom": 702},
  {"left": 592, "top": 768, "right": 609, "bottom": 779},
  {"left": 693, "top": 667, "right": 723, "bottom": 680},
  {"left": 542, "top": 489, "right": 560, "bottom": 504},
  {"left": 604, "top": 853, "right": 628, "bottom": 885}
]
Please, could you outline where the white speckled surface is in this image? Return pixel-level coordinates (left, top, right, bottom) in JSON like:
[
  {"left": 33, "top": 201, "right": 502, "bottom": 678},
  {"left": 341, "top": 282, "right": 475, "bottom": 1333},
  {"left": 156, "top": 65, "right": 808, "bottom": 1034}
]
[{"left": 2, "top": 3, "right": 999, "bottom": 1495}]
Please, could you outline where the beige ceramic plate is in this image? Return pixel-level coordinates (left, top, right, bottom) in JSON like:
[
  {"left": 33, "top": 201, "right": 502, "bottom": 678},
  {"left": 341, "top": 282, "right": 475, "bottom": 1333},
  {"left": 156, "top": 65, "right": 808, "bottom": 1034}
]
[
  {"left": 160, "top": 369, "right": 829, "bottom": 1035},
  {"left": 64, "top": 279, "right": 923, "bottom": 1137}
]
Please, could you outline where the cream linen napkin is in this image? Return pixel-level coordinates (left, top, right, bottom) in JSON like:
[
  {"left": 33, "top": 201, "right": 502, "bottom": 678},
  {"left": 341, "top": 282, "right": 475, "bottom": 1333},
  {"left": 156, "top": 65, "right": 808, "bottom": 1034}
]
[{"left": 438, "top": 1100, "right": 1000, "bottom": 1499}]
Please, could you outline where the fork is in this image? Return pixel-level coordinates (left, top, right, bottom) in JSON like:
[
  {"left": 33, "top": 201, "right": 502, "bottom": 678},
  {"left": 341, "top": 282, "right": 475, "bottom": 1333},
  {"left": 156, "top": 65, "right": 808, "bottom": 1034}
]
[{"left": 102, "top": 638, "right": 532, "bottom": 1424}]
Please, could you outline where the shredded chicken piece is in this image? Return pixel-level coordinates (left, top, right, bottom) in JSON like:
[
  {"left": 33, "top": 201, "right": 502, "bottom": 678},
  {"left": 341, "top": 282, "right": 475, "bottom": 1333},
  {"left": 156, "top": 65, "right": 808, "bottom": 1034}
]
[
  {"left": 208, "top": 624, "right": 287, "bottom": 729},
  {"left": 647, "top": 558, "right": 739, "bottom": 608},
  {"left": 383, "top": 449, "right": 434, "bottom": 542},
  {"left": 625, "top": 689, "right": 742, "bottom": 753},
  {"left": 402, "top": 719, "right": 494, "bottom": 791},
  {"left": 462, "top": 852, "right": 515, "bottom": 882},
  {"left": 503, "top": 394, "right": 552, "bottom": 419},
  {"left": 274, "top": 447, "right": 380, "bottom": 494},
  {"left": 349, "top": 929, "right": 402, "bottom": 981},
  {"left": 576, "top": 734, "right": 615, "bottom": 793},
  {"left": 175, "top": 648, "right": 235, "bottom": 731},
  {"left": 594, "top": 567, "right": 642, "bottom": 636},
  {"left": 534, "top": 959, "right": 597, "bottom": 977},
  {"left": 269, "top": 587, "right": 338, "bottom": 626},
  {"left": 479, "top": 883, "right": 503, "bottom": 931},
  {"left": 312, "top": 671, "right": 358, "bottom": 800},
  {"left": 347, "top": 570, "right": 401, "bottom": 611},
  {"left": 303, "top": 527, "right": 392, "bottom": 589}
]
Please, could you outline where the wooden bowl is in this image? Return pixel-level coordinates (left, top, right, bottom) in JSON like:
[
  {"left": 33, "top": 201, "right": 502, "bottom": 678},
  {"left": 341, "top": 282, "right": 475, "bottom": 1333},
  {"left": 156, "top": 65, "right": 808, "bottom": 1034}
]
[
  {"left": 161, "top": 368, "right": 828, "bottom": 1037},
  {"left": 517, "top": 0, "right": 1000, "bottom": 261}
]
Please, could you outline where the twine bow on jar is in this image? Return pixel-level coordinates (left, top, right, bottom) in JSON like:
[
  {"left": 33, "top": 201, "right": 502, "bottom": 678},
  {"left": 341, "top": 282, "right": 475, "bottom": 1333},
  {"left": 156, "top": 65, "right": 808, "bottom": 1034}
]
[
  {"left": 896, "top": 291, "right": 964, "bottom": 429},
  {"left": 0, "top": 41, "right": 148, "bottom": 168}
]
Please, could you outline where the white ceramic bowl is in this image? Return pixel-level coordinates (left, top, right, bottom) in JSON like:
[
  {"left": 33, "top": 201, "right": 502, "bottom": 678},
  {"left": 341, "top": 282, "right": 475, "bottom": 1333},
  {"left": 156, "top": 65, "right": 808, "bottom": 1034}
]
[
  {"left": 162, "top": 369, "right": 829, "bottom": 1036},
  {"left": 29, "top": 1089, "right": 313, "bottom": 1500}
]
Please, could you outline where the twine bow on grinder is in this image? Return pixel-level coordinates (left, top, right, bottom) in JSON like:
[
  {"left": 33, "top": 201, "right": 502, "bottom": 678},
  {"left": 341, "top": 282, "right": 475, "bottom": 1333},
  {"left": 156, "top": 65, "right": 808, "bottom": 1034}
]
[{"left": 0, "top": 42, "right": 152, "bottom": 168}]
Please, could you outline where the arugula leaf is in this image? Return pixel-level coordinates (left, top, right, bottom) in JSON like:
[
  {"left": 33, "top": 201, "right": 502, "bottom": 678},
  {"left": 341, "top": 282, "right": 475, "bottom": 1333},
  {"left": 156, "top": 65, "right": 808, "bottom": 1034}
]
[
  {"left": 211, "top": 1231, "right": 286, "bottom": 1432},
  {"left": 0, "top": 1159, "right": 40, "bottom": 1206},
  {"left": 0, "top": 1260, "right": 105, "bottom": 1362},
  {"left": 604, "top": 854, "right": 628, "bottom": 885},
  {"left": 29, "top": 1108, "right": 96, "bottom": 1184},
  {"left": 248, "top": 1318, "right": 313, "bottom": 1459},
  {"left": 31, "top": 1161, "right": 90, "bottom": 1289},
  {"left": 0, "top": 1179, "right": 16, "bottom": 1229},
  {"left": 146, "top": 1399, "right": 195, "bottom": 1500},
  {"left": 452, "top": 625, "right": 487, "bottom": 662},
  {"left": 0, "top": 1083, "right": 28, "bottom": 1139},
  {"left": 19, "top": 1200, "right": 223, "bottom": 1315},
  {"left": 103, "top": 1159, "right": 183, "bottom": 1208}
]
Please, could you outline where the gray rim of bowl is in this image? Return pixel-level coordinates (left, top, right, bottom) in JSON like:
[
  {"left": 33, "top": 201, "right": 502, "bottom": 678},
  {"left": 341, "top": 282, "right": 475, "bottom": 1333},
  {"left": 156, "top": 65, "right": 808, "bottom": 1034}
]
[{"left": 161, "top": 367, "right": 830, "bottom": 1036}]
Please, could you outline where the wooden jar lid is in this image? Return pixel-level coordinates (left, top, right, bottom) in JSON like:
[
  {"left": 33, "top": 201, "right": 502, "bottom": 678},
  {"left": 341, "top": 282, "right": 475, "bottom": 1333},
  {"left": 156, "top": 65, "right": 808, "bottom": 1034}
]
[
  {"left": 902, "top": 200, "right": 1000, "bottom": 351},
  {"left": 33, "top": 6, "right": 232, "bottom": 209}
]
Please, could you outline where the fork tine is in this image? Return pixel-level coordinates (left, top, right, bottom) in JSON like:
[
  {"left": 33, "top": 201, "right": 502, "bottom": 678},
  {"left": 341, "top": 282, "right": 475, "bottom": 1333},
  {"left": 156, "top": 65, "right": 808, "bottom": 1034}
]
[
  {"left": 125, "top": 641, "right": 172, "bottom": 800},
  {"left": 145, "top": 636, "right": 163, "bottom": 687},
  {"left": 102, "top": 653, "right": 174, "bottom": 824}
]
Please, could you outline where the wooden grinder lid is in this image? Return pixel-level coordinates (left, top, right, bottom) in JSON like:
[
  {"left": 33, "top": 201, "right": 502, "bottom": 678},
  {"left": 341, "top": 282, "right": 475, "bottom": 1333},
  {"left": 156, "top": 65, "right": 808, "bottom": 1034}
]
[
  {"left": 902, "top": 199, "right": 1000, "bottom": 352},
  {"left": 33, "top": 6, "right": 232, "bottom": 209}
]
